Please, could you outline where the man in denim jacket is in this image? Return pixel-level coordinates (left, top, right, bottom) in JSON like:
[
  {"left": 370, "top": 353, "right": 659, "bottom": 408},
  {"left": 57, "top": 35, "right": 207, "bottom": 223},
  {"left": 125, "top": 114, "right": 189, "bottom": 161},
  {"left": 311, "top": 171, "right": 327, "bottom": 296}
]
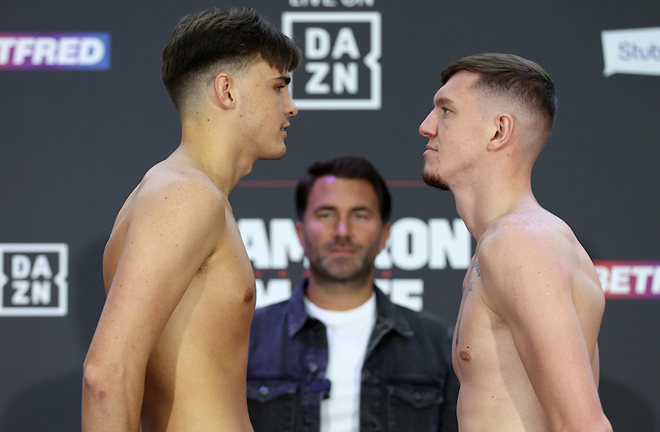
[{"left": 247, "top": 155, "right": 459, "bottom": 432}]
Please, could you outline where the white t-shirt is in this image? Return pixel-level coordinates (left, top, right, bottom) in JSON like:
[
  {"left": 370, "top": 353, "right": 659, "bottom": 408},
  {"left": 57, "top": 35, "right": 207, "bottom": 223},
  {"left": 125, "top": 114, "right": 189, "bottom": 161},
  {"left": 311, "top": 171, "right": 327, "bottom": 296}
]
[{"left": 304, "top": 294, "right": 377, "bottom": 432}]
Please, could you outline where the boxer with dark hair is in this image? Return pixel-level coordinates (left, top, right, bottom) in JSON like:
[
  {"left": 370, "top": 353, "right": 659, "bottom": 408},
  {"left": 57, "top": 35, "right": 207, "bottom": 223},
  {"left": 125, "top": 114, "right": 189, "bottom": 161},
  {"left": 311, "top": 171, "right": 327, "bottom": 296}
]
[{"left": 83, "top": 8, "right": 300, "bottom": 431}]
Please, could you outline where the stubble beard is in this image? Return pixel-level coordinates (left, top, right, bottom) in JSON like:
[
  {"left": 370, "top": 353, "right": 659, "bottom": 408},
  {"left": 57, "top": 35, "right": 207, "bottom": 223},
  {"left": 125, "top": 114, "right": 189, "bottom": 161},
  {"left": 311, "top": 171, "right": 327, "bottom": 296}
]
[
  {"left": 422, "top": 165, "right": 450, "bottom": 191},
  {"left": 308, "top": 243, "right": 374, "bottom": 287}
]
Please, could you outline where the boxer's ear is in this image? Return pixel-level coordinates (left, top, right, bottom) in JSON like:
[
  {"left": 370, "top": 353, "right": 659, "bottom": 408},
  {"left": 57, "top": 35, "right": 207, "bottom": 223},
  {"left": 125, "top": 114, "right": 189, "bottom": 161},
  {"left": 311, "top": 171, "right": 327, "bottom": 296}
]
[
  {"left": 487, "top": 113, "right": 514, "bottom": 152},
  {"left": 212, "top": 73, "right": 236, "bottom": 109}
]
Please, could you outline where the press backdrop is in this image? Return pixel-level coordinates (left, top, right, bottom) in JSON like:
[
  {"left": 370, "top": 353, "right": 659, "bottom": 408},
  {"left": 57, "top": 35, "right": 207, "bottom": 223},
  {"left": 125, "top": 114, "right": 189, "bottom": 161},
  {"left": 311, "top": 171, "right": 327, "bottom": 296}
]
[{"left": 1, "top": 0, "right": 659, "bottom": 430}]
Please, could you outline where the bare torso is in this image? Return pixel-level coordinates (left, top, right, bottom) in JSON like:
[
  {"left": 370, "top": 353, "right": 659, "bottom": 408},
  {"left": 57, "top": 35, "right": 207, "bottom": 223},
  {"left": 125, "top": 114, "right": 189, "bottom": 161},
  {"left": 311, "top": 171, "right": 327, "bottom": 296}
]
[
  {"left": 103, "top": 162, "right": 256, "bottom": 431},
  {"left": 452, "top": 209, "right": 605, "bottom": 431}
]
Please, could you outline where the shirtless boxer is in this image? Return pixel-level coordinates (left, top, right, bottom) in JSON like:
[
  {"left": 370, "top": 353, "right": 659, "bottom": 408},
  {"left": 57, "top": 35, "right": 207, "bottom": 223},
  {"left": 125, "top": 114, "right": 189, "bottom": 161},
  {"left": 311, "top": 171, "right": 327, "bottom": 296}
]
[
  {"left": 82, "top": 8, "right": 300, "bottom": 431},
  {"left": 419, "top": 53, "right": 613, "bottom": 431}
]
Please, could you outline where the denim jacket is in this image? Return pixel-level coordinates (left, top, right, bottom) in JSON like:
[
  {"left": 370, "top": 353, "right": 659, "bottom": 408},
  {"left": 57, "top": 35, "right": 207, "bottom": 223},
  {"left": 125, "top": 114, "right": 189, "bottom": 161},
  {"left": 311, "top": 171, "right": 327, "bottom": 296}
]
[{"left": 247, "top": 279, "right": 459, "bottom": 432}]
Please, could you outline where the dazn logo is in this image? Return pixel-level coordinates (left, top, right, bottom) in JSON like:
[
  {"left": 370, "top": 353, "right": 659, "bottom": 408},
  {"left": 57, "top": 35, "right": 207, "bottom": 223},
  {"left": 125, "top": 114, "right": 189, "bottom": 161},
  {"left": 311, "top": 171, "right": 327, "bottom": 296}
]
[{"left": 0, "top": 243, "right": 68, "bottom": 316}]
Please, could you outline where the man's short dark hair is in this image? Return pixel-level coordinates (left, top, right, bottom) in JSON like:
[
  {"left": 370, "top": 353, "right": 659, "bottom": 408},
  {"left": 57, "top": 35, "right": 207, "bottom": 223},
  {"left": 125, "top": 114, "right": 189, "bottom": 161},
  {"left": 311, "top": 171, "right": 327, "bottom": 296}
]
[
  {"left": 161, "top": 7, "right": 301, "bottom": 112},
  {"left": 441, "top": 53, "right": 557, "bottom": 132},
  {"left": 295, "top": 155, "right": 392, "bottom": 223}
]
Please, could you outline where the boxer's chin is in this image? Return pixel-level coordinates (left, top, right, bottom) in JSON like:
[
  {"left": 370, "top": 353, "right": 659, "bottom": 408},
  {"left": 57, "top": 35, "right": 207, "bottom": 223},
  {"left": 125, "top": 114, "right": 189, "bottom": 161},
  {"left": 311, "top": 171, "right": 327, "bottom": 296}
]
[{"left": 422, "top": 169, "right": 450, "bottom": 191}]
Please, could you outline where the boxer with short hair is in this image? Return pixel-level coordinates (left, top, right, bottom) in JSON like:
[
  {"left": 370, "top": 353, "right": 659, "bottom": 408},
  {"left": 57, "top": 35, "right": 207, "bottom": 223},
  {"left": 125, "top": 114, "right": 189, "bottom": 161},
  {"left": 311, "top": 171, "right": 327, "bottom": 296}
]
[
  {"left": 82, "top": 8, "right": 300, "bottom": 431},
  {"left": 419, "top": 53, "right": 612, "bottom": 432}
]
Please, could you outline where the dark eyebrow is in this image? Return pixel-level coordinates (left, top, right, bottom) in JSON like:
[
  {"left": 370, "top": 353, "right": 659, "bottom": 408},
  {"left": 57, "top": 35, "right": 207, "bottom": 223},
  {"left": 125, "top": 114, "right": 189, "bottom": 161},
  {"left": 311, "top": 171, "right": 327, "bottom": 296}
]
[
  {"left": 351, "top": 206, "right": 373, "bottom": 213},
  {"left": 313, "top": 205, "right": 374, "bottom": 213},
  {"left": 434, "top": 96, "right": 455, "bottom": 109},
  {"left": 312, "top": 205, "right": 337, "bottom": 214},
  {"left": 276, "top": 75, "right": 291, "bottom": 85}
]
